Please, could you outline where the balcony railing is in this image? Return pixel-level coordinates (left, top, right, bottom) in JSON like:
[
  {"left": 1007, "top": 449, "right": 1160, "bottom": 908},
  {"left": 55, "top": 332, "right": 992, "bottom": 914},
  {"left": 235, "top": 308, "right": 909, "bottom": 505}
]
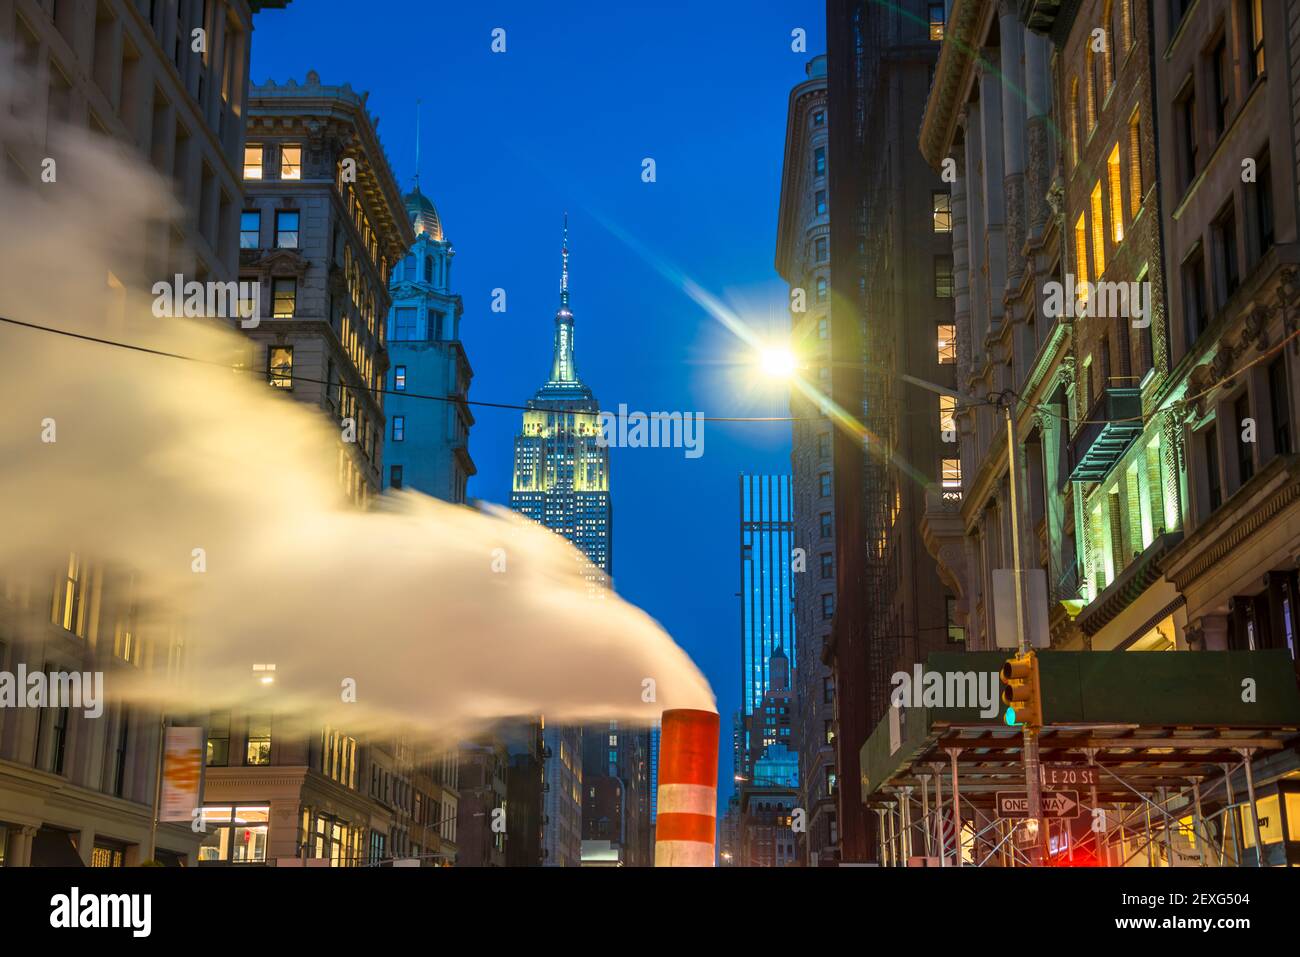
[{"left": 1067, "top": 387, "right": 1144, "bottom": 485}]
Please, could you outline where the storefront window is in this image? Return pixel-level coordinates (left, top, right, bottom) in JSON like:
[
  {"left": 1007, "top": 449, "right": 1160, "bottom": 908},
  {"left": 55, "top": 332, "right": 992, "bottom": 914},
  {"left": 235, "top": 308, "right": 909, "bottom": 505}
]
[
  {"left": 196, "top": 805, "right": 270, "bottom": 863},
  {"left": 1240, "top": 794, "right": 1283, "bottom": 848}
]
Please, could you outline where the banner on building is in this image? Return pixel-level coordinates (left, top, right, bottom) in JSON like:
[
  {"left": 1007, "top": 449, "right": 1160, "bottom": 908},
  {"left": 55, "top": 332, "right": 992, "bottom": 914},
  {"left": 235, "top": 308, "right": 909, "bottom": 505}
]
[{"left": 160, "top": 726, "right": 204, "bottom": 823}]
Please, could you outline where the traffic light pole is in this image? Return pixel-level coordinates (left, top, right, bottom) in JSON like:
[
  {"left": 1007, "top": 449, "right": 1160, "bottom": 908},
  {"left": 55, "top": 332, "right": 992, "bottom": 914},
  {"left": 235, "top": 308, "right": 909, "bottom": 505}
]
[{"left": 1004, "top": 398, "right": 1047, "bottom": 865}]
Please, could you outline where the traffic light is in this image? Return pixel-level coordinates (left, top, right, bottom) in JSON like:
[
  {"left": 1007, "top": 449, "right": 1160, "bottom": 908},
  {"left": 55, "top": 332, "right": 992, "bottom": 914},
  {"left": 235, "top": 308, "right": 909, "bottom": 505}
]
[{"left": 999, "top": 651, "right": 1042, "bottom": 728}]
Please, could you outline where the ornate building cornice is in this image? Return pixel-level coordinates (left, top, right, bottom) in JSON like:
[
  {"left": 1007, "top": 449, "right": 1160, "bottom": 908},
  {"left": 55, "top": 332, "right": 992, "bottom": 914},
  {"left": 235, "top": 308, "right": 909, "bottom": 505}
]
[{"left": 918, "top": 0, "right": 993, "bottom": 169}]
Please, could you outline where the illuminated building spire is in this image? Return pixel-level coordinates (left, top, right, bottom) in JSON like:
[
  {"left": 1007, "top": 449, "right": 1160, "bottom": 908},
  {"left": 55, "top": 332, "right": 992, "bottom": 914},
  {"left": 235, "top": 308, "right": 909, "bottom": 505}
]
[{"left": 551, "top": 212, "right": 577, "bottom": 383}]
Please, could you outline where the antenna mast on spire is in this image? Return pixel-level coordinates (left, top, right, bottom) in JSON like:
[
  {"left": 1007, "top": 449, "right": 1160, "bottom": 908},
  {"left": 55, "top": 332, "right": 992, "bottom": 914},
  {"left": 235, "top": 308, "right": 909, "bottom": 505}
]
[
  {"left": 560, "top": 212, "right": 570, "bottom": 309},
  {"left": 414, "top": 98, "right": 422, "bottom": 191}
]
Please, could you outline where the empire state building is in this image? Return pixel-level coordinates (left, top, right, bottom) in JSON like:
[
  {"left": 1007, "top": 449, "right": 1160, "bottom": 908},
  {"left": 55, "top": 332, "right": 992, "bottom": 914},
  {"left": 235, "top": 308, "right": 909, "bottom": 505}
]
[
  {"left": 510, "top": 219, "right": 614, "bottom": 867},
  {"left": 510, "top": 218, "right": 612, "bottom": 579}
]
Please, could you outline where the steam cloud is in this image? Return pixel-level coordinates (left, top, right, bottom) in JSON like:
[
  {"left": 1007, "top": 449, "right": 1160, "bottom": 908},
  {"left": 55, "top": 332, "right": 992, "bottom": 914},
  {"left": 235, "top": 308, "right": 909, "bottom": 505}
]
[{"left": 0, "top": 66, "right": 714, "bottom": 743}]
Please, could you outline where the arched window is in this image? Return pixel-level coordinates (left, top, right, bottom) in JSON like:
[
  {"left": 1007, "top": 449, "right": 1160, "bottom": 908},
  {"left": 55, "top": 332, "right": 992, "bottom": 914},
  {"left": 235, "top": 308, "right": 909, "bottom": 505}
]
[
  {"left": 1086, "top": 49, "right": 1099, "bottom": 132},
  {"left": 1069, "top": 78, "right": 1081, "bottom": 166},
  {"left": 1104, "top": 0, "right": 1117, "bottom": 91}
]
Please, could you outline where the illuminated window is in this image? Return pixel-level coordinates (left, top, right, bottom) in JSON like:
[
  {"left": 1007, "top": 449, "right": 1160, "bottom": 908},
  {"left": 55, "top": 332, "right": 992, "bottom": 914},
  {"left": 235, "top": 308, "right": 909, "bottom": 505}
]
[
  {"left": 928, "top": 2, "right": 945, "bottom": 40},
  {"left": 1074, "top": 212, "right": 1090, "bottom": 310},
  {"left": 932, "top": 191, "right": 952, "bottom": 233},
  {"left": 267, "top": 345, "right": 293, "bottom": 389},
  {"left": 196, "top": 806, "right": 270, "bottom": 863},
  {"left": 274, "top": 210, "right": 299, "bottom": 249},
  {"left": 54, "top": 553, "right": 84, "bottom": 634},
  {"left": 1091, "top": 181, "right": 1106, "bottom": 277},
  {"left": 239, "top": 210, "right": 260, "bottom": 249},
  {"left": 1107, "top": 146, "right": 1124, "bottom": 243},
  {"left": 1069, "top": 78, "right": 1080, "bottom": 167},
  {"left": 1086, "top": 48, "right": 1100, "bottom": 132},
  {"left": 939, "top": 394, "right": 957, "bottom": 436},
  {"left": 90, "top": 845, "right": 124, "bottom": 867},
  {"left": 1246, "top": 0, "right": 1265, "bottom": 83},
  {"left": 245, "top": 716, "right": 272, "bottom": 765},
  {"left": 1128, "top": 111, "right": 1144, "bottom": 217},
  {"left": 394, "top": 365, "right": 406, "bottom": 391},
  {"left": 814, "top": 146, "right": 826, "bottom": 176},
  {"left": 280, "top": 144, "right": 302, "bottom": 180},
  {"left": 113, "top": 600, "right": 140, "bottom": 665},
  {"left": 937, "top": 324, "right": 956, "bottom": 364},
  {"left": 271, "top": 278, "right": 296, "bottom": 319},
  {"left": 815, "top": 190, "right": 827, "bottom": 215},
  {"left": 243, "top": 144, "right": 263, "bottom": 179},
  {"left": 941, "top": 457, "right": 962, "bottom": 489}
]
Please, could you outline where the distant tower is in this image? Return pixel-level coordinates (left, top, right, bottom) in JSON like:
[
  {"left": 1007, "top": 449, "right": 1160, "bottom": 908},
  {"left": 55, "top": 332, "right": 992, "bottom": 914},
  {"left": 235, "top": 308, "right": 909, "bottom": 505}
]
[
  {"left": 383, "top": 185, "right": 474, "bottom": 502},
  {"left": 510, "top": 217, "right": 612, "bottom": 577},
  {"left": 510, "top": 218, "right": 613, "bottom": 867}
]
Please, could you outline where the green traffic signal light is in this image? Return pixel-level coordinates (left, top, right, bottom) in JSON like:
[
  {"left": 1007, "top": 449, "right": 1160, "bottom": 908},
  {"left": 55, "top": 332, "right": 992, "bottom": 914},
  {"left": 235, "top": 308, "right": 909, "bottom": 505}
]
[{"left": 1004, "top": 705, "right": 1019, "bottom": 726}]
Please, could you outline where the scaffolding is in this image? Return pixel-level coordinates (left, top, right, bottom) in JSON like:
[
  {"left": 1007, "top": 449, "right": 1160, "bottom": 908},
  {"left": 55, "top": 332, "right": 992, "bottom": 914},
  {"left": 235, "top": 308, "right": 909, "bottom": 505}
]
[{"left": 860, "top": 650, "right": 1300, "bottom": 866}]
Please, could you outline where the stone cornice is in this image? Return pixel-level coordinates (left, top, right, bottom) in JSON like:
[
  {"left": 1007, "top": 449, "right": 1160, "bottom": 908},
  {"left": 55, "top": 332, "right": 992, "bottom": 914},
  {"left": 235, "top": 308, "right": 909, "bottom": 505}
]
[
  {"left": 919, "top": 0, "right": 993, "bottom": 169},
  {"left": 1160, "top": 456, "right": 1300, "bottom": 592}
]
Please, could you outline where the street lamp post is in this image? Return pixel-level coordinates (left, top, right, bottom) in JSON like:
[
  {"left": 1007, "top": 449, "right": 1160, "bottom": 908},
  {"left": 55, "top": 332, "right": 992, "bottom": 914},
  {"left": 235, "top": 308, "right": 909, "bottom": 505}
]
[{"left": 903, "top": 376, "right": 1047, "bottom": 865}]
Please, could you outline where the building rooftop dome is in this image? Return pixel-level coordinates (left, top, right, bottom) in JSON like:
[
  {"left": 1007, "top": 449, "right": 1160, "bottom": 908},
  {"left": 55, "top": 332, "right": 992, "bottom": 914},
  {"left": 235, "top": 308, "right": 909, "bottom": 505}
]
[{"left": 404, "top": 186, "right": 443, "bottom": 240}]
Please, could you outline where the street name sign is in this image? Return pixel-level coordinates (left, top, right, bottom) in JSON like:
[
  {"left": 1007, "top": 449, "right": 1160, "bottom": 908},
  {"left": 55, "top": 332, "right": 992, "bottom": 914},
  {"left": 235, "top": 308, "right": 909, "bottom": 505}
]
[{"left": 1041, "top": 765, "right": 1099, "bottom": 788}]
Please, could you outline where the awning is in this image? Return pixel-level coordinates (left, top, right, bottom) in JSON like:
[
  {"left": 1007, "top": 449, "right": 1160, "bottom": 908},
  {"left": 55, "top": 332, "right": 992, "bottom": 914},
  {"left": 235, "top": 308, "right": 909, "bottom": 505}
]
[{"left": 31, "top": 827, "right": 84, "bottom": 867}]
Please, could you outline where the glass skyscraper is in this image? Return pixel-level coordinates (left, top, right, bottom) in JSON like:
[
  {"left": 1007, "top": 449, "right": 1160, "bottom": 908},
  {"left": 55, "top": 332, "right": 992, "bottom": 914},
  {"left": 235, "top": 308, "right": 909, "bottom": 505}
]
[{"left": 739, "top": 474, "right": 796, "bottom": 774}]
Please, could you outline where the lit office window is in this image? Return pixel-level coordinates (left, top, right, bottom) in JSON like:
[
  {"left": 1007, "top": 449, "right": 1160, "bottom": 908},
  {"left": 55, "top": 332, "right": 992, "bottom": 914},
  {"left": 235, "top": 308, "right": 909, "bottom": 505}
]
[
  {"left": 246, "top": 716, "right": 272, "bottom": 765},
  {"left": 280, "top": 144, "right": 302, "bottom": 180},
  {"left": 243, "top": 144, "right": 263, "bottom": 179},
  {"left": 271, "top": 278, "right": 296, "bottom": 318},
  {"left": 1108, "top": 145, "right": 1124, "bottom": 243},
  {"left": 394, "top": 365, "right": 407, "bottom": 391},
  {"left": 939, "top": 394, "right": 957, "bottom": 435},
  {"left": 267, "top": 346, "right": 293, "bottom": 389},
  {"left": 932, "top": 191, "right": 952, "bottom": 233},
  {"left": 937, "top": 324, "right": 956, "bottom": 364},
  {"left": 928, "top": 3, "right": 945, "bottom": 40},
  {"left": 941, "top": 457, "right": 962, "bottom": 488}
]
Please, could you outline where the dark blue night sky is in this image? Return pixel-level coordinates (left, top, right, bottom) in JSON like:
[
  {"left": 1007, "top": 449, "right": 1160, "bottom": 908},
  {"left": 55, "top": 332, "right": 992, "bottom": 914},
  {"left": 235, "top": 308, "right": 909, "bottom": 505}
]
[{"left": 251, "top": 0, "right": 826, "bottom": 813}]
